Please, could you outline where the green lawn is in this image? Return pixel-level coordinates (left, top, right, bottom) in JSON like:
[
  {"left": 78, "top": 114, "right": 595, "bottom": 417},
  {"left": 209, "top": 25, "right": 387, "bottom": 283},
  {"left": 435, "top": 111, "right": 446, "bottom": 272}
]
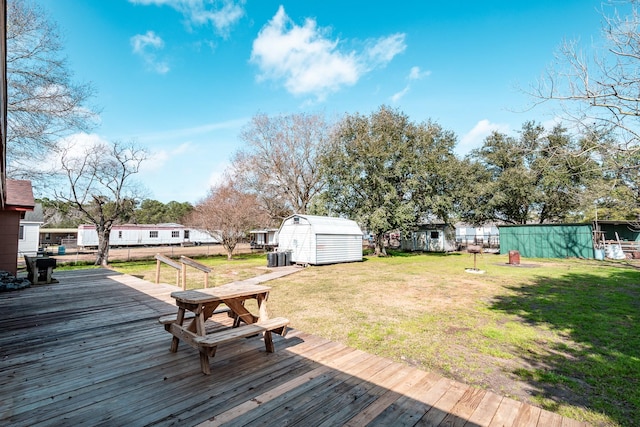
[{"left": 111, "top": 251, "right": 640, "bottom": 426}]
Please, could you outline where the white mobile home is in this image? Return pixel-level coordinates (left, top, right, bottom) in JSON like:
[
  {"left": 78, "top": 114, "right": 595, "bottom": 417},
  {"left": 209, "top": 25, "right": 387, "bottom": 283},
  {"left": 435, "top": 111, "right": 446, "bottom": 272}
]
[
  {"left": 250, "top": 228, "right": 279, "bottom": 250},
  {"left": 277, "top": 215, "right": 363, "bottom": 265},
  {"left": 77, "top": 224, "right": 219, "bottom": 248}
]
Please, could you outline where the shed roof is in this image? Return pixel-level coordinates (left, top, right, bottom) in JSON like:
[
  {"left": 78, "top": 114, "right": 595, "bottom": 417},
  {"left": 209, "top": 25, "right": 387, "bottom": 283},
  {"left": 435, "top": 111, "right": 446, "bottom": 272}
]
[
  {"left": 282, "top": 214, "right": 362, "bottom": 235},
  {"left": 23, "top": 203, "right": 43, "bottom": 222},
  {"left": 4, "top": 179, "right": 34, "bottom": 210}
]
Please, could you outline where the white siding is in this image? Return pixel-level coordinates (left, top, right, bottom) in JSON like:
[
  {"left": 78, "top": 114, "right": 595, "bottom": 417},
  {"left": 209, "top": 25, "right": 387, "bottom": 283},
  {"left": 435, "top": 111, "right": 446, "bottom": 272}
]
[
  {"left": 277, "top": 215, "right": 363, "bottom": 265},
  {"left": 278, "top": 221, "right": 314, "bottom": 264},
  {"left": 18, "top": 222, "right": 40, "bottom": 256},
  {"left": 315, "top": 234, "right": 363, "bottom": 264},
  {"left": 77, "top": 224, "right": 219, "bottom": 247}
]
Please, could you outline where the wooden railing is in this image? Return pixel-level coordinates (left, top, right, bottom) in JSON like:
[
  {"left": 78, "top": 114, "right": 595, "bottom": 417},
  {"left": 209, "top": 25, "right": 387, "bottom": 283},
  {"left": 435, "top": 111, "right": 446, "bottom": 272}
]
[
  {"left": 179, "top": 255, "right": 212, "bottom": 290},
  {"left": 155, "top": 254, "right": 213, "bottom": 290},
  {"left": 155, "top": 254, "right": 182, "bottom": 287}
]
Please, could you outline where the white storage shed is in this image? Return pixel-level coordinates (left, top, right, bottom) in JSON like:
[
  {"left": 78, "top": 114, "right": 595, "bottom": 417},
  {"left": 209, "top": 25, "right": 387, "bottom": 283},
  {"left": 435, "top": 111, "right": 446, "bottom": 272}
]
[{"left": 277, "top": 214, "right": 363, "bottom": 265}]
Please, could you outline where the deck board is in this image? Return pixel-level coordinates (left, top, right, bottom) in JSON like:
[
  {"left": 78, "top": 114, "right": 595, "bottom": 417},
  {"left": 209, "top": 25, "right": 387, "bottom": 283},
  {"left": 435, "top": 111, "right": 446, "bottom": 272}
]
[{"left": 0, "top": 268, "right": 588, "bottom": 426}]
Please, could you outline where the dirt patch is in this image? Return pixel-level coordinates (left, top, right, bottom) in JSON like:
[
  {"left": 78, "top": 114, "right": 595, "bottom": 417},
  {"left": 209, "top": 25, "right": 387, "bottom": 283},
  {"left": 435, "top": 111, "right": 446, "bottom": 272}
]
[{"left": 496, "top": 263, "right": 541, "bottom": 268}]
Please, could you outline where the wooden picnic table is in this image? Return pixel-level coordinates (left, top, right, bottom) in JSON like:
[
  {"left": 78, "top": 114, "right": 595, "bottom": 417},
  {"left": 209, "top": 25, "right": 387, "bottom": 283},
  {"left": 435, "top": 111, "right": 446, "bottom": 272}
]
[
  {"left": 23, "top": 254, "right": 58, "bottom": 285},
  {"left": 160, "top": 283, "right": 289, "bottom": 375}
]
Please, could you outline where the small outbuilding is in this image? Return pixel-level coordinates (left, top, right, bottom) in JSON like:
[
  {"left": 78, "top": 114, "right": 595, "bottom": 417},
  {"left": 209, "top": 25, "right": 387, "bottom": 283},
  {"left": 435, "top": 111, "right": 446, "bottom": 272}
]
[
  {"left": 401, "top": 223, "right": 457, "bottom": 252},
  {"left": 18, "top": 204, "right": 43, "bottom": 257},
  {"left": 277, "top": 214, "right": 363, "bottom": 265}
]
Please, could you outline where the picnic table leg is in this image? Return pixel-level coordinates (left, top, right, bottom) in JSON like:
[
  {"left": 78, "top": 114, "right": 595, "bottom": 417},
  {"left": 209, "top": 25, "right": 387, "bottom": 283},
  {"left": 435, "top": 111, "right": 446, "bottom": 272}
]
[
  {"left": 264, "top": 330, "right": 275, "bottom": 353},
  {"left": 225, "top": 299, "right": 256, "bottom": 326},
  {"left": 256, "top": 292, "right": 270, "bottom": 322},
  {"left": 170, "top": 307, "right": 186, "bottom": 352},
  {"left": 194, "top": 308, "right": 212, "bottom": 374}
]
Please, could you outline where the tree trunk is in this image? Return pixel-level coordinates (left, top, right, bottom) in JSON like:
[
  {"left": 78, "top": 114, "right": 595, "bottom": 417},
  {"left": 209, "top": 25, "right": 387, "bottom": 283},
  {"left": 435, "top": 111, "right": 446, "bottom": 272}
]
[
  {"left": 223, "top": 239, "right": 236, "bottom": 260},
  {"left": 95, "top": 226, "right": 111, "bottom": 267},
  {"left": 374, "top": 234, "right": 387, "bottom": 256}
]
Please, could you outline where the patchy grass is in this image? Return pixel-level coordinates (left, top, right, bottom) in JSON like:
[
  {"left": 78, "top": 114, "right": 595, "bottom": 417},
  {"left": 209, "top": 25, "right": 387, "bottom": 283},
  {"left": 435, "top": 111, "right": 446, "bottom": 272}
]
[
  {"left": 112, "top": 253, "right": 268, "bottom": 288},
  {"left": 115, "top": 251, "right": 640, "bottom": 426}
]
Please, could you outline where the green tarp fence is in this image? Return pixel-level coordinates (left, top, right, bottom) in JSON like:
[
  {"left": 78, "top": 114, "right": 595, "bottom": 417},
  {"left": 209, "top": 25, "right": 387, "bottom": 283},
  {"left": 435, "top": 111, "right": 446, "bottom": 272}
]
[{"left": 499, "top": 224, "right": 594, "bottom": 259}]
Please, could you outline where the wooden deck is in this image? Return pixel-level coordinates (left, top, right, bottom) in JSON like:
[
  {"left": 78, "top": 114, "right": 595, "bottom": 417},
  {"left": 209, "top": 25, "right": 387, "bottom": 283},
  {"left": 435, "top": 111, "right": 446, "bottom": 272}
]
[{"left": 0, "top": 269, "right": 588, "bottom": 426}]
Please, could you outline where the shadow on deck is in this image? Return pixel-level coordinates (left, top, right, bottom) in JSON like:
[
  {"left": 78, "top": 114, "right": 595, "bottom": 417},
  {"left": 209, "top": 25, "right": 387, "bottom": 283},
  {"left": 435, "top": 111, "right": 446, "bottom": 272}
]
[{"left": 0, "top": 269, "right": 587, "bottom": 426}]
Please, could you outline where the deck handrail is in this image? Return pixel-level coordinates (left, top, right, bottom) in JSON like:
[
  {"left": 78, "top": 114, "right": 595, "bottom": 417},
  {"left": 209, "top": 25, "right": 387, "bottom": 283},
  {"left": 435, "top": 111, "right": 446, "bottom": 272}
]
[
  {"left": 155, "top": 253, "right": 181, "bottom": 287},
  {"left": 180, "top": 255, "right": 212, "bottom": 290}
]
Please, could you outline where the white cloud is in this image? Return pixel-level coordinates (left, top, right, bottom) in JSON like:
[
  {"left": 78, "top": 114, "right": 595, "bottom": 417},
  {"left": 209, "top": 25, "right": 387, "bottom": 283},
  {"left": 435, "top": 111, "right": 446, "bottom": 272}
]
[
  {"left": 250, "top": 6, "right": 406, "bottom": 101},
  {"left": 134, "top": 118, "right": 247, "bottom": 142},
  {"left": 363, "top": 33, "right": 407, "bottom": 70},
  {"left": 142, "top": 142, "right": 193, "bottom": 172},
  {"left": 36, "top": 132, "right": 109, "bottom": 174},
  {"left": 390, "top": 66, "right": 431, "bottom": 102},
  {"left": 207, "top": 163, "right": 229, "bottom": 189},
  {"left": 391, "top": 85, "right": 410, "bottom": 103},
  {"left": 408, "top": 66, "right": 431, "bottom": 80},
  {"left": 130, "top": 31, "right": 170, "bottom": 74},
  {"left": 129, "top": 0, "right": 245, "bottom": 37},
  {"left": 459, "top": 119, "right": 511, "bottom": 154}
]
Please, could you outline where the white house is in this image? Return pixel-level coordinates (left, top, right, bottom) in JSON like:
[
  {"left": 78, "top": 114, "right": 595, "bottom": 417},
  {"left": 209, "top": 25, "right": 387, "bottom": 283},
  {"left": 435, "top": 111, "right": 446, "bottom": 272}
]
[
  {"left": 277, "top": 214, "right": 363, "bottom": 265},
  {"left": 18, "top": 204, "right": 44, "bottom": 256}
]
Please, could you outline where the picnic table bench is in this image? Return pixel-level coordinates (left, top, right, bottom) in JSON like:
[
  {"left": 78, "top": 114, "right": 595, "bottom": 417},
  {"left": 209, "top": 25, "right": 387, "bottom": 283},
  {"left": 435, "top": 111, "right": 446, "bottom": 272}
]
[
  {"left": 160, "top": 283, "right": 289, "bottom": 375},
  {"left": 24, "top": 254, "right": 58, "bottom": 285}
]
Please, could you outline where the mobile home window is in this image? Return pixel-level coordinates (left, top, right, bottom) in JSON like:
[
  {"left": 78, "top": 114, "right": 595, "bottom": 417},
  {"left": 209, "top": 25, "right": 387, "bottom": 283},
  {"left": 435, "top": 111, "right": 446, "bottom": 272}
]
[
  {"left": 19, "top": 225, "right": 24, "bottom": 240},
  {"left": 171, "top": 231, "right": 180, "bottom": 238},
  {"left": 149, "top": 231, "right": 158, "bottom": 238},
  {"left": 430, "top": 231, "right": 439, "bottom": 239},
  {"left": 118, "top": 231, "right": 123, "bottom": 238},
  {"left": 184, "top": 230, "right": 190, "bottom": 239}
]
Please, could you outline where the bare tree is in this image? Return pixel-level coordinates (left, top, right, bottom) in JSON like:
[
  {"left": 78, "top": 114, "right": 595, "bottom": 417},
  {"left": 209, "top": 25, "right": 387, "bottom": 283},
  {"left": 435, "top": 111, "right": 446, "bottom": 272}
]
[
  {"left": 7, "top": 0, "right": 97, "bottom": 182},
  {"left": 232, "top": 113, "right": 329, "bottom": 225},
  {"left": 530, "top": 0, "right": 640, "bottom": 149},
  {"left": 54, "top": 140, "right": 147, "bottom": 266},
  {"left": 188, "top": 181, "right": 267, "bottom": 260}
]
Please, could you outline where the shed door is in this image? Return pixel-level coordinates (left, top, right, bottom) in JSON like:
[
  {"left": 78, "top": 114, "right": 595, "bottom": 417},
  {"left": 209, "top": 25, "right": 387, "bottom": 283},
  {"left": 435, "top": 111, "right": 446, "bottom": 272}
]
[{"left": 428, "top": 230, "right": 442, "bottom": 252}]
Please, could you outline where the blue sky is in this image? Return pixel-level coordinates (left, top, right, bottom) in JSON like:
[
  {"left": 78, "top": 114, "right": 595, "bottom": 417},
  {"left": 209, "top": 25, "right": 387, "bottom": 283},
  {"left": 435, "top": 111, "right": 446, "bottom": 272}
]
[{"left": 34, "top": 0, "right": 606, "bottom": 203}]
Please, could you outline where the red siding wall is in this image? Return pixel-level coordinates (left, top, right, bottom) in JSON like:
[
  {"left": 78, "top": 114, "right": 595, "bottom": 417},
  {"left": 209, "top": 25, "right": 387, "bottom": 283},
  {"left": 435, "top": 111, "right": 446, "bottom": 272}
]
[{"left": 0, "top": 210, "right": 20, "bottom": 275}]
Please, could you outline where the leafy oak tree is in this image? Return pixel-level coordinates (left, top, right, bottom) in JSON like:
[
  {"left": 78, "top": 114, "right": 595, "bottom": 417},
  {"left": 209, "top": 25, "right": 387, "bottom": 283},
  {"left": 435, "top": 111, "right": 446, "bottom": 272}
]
[
  {"left": 463, "top": 122, "right": 599, "bottom": 224},
  {"left": 319, "top": 106, "right": 460, "bottom": 256},
  {"left": 133, "top": 199, "right": 193, "bottom": 224}
]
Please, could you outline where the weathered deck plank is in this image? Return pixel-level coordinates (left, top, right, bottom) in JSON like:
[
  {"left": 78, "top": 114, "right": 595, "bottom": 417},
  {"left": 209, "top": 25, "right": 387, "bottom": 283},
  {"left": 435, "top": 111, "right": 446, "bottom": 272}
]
[{"left": 0, "top": 268, "right": 588, "bottom": 426}]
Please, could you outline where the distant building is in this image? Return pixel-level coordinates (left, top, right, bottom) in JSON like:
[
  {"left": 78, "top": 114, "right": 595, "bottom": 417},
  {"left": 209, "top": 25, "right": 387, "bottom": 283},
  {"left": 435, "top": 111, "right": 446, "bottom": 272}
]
[
  {"left": 401, "top": 223, "right": 457, "bottom": 252},
  {"left": 249, "top": 228, "right": 278, "bottom": 250},
  {"left": 18, "top": 203, "right": 43, "bottom": 256},
  {"left": 454, "top": 223, "right": 500, "bottom": 249}
]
